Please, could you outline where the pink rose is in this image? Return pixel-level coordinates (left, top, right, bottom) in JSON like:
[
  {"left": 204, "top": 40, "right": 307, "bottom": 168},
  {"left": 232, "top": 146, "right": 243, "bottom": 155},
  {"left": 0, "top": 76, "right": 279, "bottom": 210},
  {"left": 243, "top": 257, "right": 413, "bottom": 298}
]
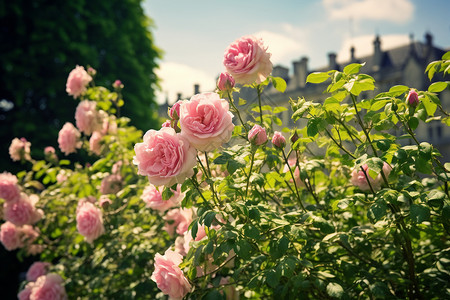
[
  {"left": 21, "top": 225, "right": 40, "bottom": 246},
  {"left": 179, "top": 92, "right": 234, "bottom": 151},
  {"left": 169, "top": 100, "right": 182, "bottom": 120},
  {"left": 112, "top": 79, "right": 123, "bottom": 89},
  {"left": 58, "top": 123, "right": 82, "bottom": 155},
  {"left": 283, "top": 158, "right": 305, "bottom": 188},
  {"left": 151, "top": 249, "right": 191, "bottom": 300},
  {"left": 161, "top": 120, "right": 171, "bottom": 128},
  {"left": 56, "top": 170, "right": 69, "bottom": 183},
  {"left": 142, "top": 184, "right": 184, "bottom": 212},
  {"left": 248, "top": 125, "right": 267, "bottom": 145},
  {"left": 66, "top": 65, "right": 92, "bottom": 98},
  {"left": 101, "top": 114, "right": 117, "bottom": 135},
  {"left": 272, "top": 131, "right": 286, "bottom": 149},
  {"left": 27, "top": 273, "right": 67, "bottom": 300},
  {"left": 98, "top": 195, "right": 112, "bottom": 208},
  {"left": 89, "top": 131, "right": 102, "bottom": 155},
  {"left": 100, "top": 174, "right": 122, "bottom": 195},
  {"left": 223, "top": 35, "right": 273, "bottom": 85},
  {"left": 217, "top": 72, "right": 235, "bottom": 91},
  {"left": 0, "top": 172, "right": 21, "bottom": 202},
  {"left": 44, "top": 147, "right": 55, "bottom": 155},
  {"left": 18, "top": 282, "right": 34, "bottom": 300},
  {"left": 406, "top": 89, "right": 420, "bottom": 107},
  {"left": 75, "top": 101, "right": 103, "bottom": 135},
  {"left": 351, "top": 163, "right": 392, "bottom": 192},
  {"left": 164, "top": 208, "right": 193, "bottom": 236},
  {"left": 112, "top": 160, "right": 122, "bottom": 174},
  {"left": 134, "top": 127, "right": 197, "bottom": 187},
  {"left": 9, "top": 138, "right": 31, "bottom": 162},
  {"left": 26, "top": 262, "right": 51, "bottom": 282},
  {"left": 3, "top": 194, "right": 42, "bottom": 226},
  {"left": 0, "top": 221, "right": 22, "bottom": 251},
  {"left": 76, "top": 201, "right": 105, "bottom": 244}
]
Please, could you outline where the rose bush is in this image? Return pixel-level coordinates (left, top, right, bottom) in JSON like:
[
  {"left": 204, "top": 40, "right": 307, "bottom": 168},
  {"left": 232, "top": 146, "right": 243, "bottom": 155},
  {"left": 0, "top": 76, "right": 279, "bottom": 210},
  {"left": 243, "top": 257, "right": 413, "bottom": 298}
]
[{"left": 1, "top": 41, "right": 449, "bottom": 300}]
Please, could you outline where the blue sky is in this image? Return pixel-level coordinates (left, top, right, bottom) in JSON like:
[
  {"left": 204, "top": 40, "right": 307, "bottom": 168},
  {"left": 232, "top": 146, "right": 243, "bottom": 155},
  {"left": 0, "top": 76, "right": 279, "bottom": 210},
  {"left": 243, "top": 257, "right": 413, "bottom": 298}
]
[{"left": 143, "top": 0, "right": 450, "bottom": 104}]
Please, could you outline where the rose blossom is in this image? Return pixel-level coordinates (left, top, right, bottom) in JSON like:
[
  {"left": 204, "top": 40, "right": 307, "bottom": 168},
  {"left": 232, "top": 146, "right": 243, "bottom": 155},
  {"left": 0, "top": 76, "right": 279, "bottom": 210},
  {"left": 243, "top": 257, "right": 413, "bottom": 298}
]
[
  {"left": 217, "top": 72, "right": 235, "bottom": 92},
  {"left": 406, "top": 89, "right": 420, "bottom": 107},
  {"left": 9, "top": 137, "right": 31, "bottom": 162},
  {"left": 179, "top": 92, "right": 234, "bottom": 151},
  {"left": 134, "top": 127, "right": 197, "bottom": 187},
  {"left": 101, "top": 114, "right": 117, "bottom": 135},
  {"left": 56, "top": 170, "right": 69, "bottom": 183},
  {"left": 75, "top": 100, "right": 103, "bottom": 135},
  {"left": 21, "top": 225, "right": 40, "bottom": 246},
  {"left": 0, "top": 172, "right": 21, "bottom": 202},
  {"left": 283, "top": 158, "right": 305, "bottom": 188},
  {"left": 112, "top": 160, "right": 122, "bottom": 174},
  {"left": 223, "top": 35, "right": 273, "bottom": 85},
  {"left": 76, "top": 201, "right": 105, "bottom": 244},
  {"left": 151, "top": 249, "right": 191, "bottom": 300},
  {"left": 100, "top": 174, "right": 122, "bottom": 195},
  {"left": 163, "top": 208, "right": 193, "bottom": 236},
  {"left": 98, "top": 195, "right": 112, "bottom": 208},
  {"left": 169, "top": 100, "right": 182, "bottom": 120},
  {"left": 0, "top": 221, "right": 22, "bottom": 251},
  {"left": 351, "top": 163, "right": 392, "bottom": 192},
  {"left": 58, "top": 122, "right": 82, "bottom": 155},
  {"left": 26, "top": 262, "right": 51, "bottom": 282},
  {"left": 248, "top": 124, "right": 267, "bottom": 145},
  {"left": 66, "top": 65, "right": 92, "bottom": 98},
  {"left": 161, "top": 120, "right": 171, "bottom": 128},
  {"left": 112, "top": 79, "right": 123, "bottom": 89},
  {"left": 3, "top": 194, "right": 42, "bottom": 226},
  {"left": 89, "top": 131, "right": 102, "bottom": 155},
  {"left": 272, "top": 131, "right": 286, "bottom": 149},
  {"left": 27, "top": 273, "right": 67, "bottom": 300},
  {"left": 141, "top": 184, "right": 184, "bottom": 212}
]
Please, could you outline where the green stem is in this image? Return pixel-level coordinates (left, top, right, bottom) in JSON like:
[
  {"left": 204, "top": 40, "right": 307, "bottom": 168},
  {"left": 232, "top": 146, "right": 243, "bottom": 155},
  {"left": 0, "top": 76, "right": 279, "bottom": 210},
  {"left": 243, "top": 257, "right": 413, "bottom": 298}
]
[
  {"left": 227, "top": 90, "right": 248, "bottom": 135},
  {"left": 245, "top": 149, "right": 255, "bottom": 200},
  {"left": 281, "top": 150, "right": 306, "bottom": 212},
  {"left": 256, "top": 84, "right": 263, "bottom": 126}
]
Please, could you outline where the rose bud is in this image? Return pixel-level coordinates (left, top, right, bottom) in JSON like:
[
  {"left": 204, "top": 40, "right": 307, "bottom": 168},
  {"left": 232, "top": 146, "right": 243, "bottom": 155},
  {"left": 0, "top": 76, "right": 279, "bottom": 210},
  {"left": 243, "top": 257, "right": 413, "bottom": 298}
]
[
  {"left": 169, "top": 101, "right": 182, "bottom": 120},
  {"left": 112, "top": 80, "right": 124, "bottom": 89},
  {"left": 248, "top": 124, "right": 267, "bottom": 145},
  {"left": 272, "top": 131, "right": 286, "bottom": 149},
  {"left": 406, "top": 89, "right": 419, "bottom": 107},
  {"left": 217, "top": 72, "right": 235, "bottom": 92}
]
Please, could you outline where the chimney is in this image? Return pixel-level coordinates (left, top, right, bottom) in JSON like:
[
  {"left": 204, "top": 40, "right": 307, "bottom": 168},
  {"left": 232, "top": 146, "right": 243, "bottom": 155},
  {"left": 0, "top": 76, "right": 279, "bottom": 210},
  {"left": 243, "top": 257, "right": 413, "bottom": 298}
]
[
  {"left": 350, "top": 46, "right": 356, "bottom": 62},
  {"left": 194, "top": 84, "right": 200, "bottom": 95},
  {"left": 176, "top": 93, "right": 182, "bottom": 101},
  {"left": 328, "top": 52, "right": 337, "bottom": 69},
  {"left": 373, "top": 35, "right": 382, "bottom": 68},
  {"left": 272, "top": 65, "right": 289, "bottom": 80},
  {"left": 293, "top": 57, "right": 308, "bottom": 88},
  {"left": 424, "top": 32, "right": 433, "bottom": 58}
]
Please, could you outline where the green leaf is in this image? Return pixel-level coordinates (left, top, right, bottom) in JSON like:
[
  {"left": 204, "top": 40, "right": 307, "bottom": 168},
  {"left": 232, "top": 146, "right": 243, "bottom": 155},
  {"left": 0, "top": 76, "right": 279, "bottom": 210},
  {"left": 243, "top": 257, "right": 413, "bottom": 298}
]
[
  {"left": 202, "top": 290, "right": 225, "bottom": 300},
  {"left": 326, "top": 282, "right": 344, "bottom": 298},
  {"left": 306, "top": 72, "right": 329, "bottom": 84},
  {"left": 422, "top": 95, "right": 438, "bottom": 116},
  {"left": 443, "top": 51, "right": 450, "bottom": 60},
  {"left": 272, "top": 76, "right": 287, "bottom": 93},
  {"left": 389, "top": 85, "right": 409, "bottom": 95},
  {"left": 368, "top": 200, "right": 388, "bottom": 222},
  {"left": 236, "top": 239, "right": 252, "bottom": 259},
  {"left": 266, "top": 269, "right": 280, "bottom": 288},
  {"left": 428, "top": 82, "right": 448, "bottom": 93},
  {"left": 343, "top": 62, "right": 365, "bottom": 75},
  {"left": 238, "top": 97, "right": 247, "bottom": 106},
  {"left": 273, "top": 106, "right": 288, "bottom": 114},
  {"left": 410, "top": 204, "right": 430, "bottom": 223},
  {"left": 307, "top": 118, "right": 326, "bottom": 137},
  {"left": 408, "top": 117, "right": 419, "bottom": 130},
  {"left": 244, "top": 224, "right": 260, "bottom": 240}
]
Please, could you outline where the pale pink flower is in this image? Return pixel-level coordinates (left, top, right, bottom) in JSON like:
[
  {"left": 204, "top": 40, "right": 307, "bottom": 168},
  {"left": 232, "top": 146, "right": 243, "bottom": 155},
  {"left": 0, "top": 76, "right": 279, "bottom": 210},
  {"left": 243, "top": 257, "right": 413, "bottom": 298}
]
[
  {"left": 89, "top": 131, "right": 102, "bottom": 155},
  {"left": 142, "top": 184, "right": 183, "bottom": 212},
  {"left": 0, "top": 221, "right": 22, "bottom": 251},
  {"left": 248, "top": 124, "right": 267, "bottom": 145},
  {"left": 164, "top": 208, "right": 193, "bottom": 236},
  {"left": 87, "top": 67, "right": 96, "bottom": 76},
  {"left": 0, "top": 172, "right": 21, "bottom": 202},
  {"left": 26, "top": 262, "right": 51, "bottom": 282},
  {"left": 100, "top": 174, "right": 122, "bottom": 195},
  {"left": 27, "top": 244, "right": 44, "bottom": 256},
  {"left": 56, "top": 170, "right": 69, "bottom": 183},
  {"left": 101, "top": 114, "right": 117, "bottom": 135},
  {"left": 217, "top": 72, "right": 235, "bottom": 91},
  {"left": 98, "top": 195, "right": 112, "bottom": 208},
  {"left": 133, "top": 127, "right": 197, "bottom": 187},
  {"left": 76, "top": 201, "right": 104, "bottom": 244},
  {"left": 3, "top": 194, "right": 41, "bottom": 226},
  {"left": 351, "top": 163, "right": 392, "bottom": 192},
  {"left": 58, "top": 123, "right": 82, "bottom": 155},
  {"left": 151, "top": 249, "right": 191, "bottom": 300},
  {"left": 28, "top": 273, "right": 67, "bottom": 300},
  {"left": 112, "top": 79, "right": 123, "bottom": 89},
  {"left": 66, "top": 65, "right": 92, "bottom": 98},
  {"left": 21, "top": 225, "right": 40, "bottom": 245},
  {"left": 223, "top": 35, "right": 273, "bottom": 85},
  {"left": 161, "top": 120, "right": 171, "bottom": 128},
  {"left": 272, "top": 131, "right": 286, "bottom": 149},
  {"left": 179, "top": 92, "right": 234, "bottom": 151},
  {"left": 283, "top": 158, "right": 305, "bottom": 188},
  {"left": 18, "top": 282, "right": 34, "bottom": 300},
  {"left": 75, "top": 100, "right": 103, "bottom": 135},
  {"left": 169, "top": 100, "right": 182, "bottom": 120},
  {"left": 9, "top": 138, "right": 31, "bottom": 162},
  {"left": 44, "top": 146, "right": 55, "bottom": 155},
  {"left": 111, "top": 161, "right": 122, "bottom": 174}
]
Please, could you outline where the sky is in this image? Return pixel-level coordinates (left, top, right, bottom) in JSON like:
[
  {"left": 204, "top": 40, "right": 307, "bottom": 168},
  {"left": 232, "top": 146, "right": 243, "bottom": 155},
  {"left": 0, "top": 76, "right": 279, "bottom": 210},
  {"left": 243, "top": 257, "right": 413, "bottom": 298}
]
[{"left": 142, "top": 0, "right": 450, "bottom": 105}]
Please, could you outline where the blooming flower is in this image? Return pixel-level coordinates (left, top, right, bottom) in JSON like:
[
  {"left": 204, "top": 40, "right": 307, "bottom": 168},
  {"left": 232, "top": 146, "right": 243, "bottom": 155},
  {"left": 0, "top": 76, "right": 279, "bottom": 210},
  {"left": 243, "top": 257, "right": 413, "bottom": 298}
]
[
  {"left": 217, "top": 72, "right": 235, "bottom": 92},
  {"left": 272, "top": 131, "right": 286, "bottom": 149},
  {"left": 75, "top": 101, "right": 103, "bottom": 135},
  {"left": 141, "top": 184, "right": 184, "bottom": 212},
  {"left": 76, "top": 201, "right": 105, "bottom": 244},
  {"left": 26, "top": 262, "right": 51, "bottom": 282},
  {"left": 66, "top": 65, "right": 92, "bottom": 98},
  {"left": 351, "top": 163, "right": 392, "bottom": 192},
  {"left": 21, "top": 273, "right": 68, "bottom": 300},
  {"left": 179, "top": 92, "right": 234, "bottom": 151},
  {"left": 134, "top": 127, "right": 197, "bottom": 187},
  {"left": 248, "top": 124, "right": 267, "bottom": 145},
  {"left": 163, "top": 208, "right": 193, "bottom": 236},
  {"left": 9, "top": 138, "right": 31, "bottom": 162},
  {"left": 223, "top": 35, "right": 272, "bottom": 85},
  {"left": 3, "top": 194, "right": 42, "bottom": 226},
  {"left": 151, "top": 249, "right": 191, "bottom": 300},
  {"left": 0, "top": 221, "right": 22, "bottom": 251},
  {"left": 100, "top": 174, "right": 122, "bottom": 195},
  {"left": 89, "top": 131, "right": 102, "bottom": 155},
  {"left": 58, "top": 123, "right": 82, "bottom": 155},
  {"left": 0, "top": 172, "right": 21, "bottom": 202}
]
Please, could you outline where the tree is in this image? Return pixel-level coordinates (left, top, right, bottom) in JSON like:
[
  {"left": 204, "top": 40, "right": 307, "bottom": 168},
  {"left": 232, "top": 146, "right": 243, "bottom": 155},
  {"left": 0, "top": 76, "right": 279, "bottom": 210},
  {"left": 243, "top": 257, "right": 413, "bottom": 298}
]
[{"left": 0, "top": 0, "right": 161, "bottom": 172}]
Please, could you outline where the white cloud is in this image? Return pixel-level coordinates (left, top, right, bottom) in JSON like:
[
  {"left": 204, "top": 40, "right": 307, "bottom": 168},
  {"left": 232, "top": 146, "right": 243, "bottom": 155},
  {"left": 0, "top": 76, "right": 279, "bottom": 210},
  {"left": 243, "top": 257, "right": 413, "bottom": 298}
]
[
  {"left": 252, "top": 30, "right": 306, "bottom": 67},
  {"left": 322, "top": 0, "right": 414, "bottom": 24},
  {"left": 336, "top": 34, "right": 410, "bottom": 63},
  {"left": 155, "top": 62, "right": 216, "bottom": 104}
]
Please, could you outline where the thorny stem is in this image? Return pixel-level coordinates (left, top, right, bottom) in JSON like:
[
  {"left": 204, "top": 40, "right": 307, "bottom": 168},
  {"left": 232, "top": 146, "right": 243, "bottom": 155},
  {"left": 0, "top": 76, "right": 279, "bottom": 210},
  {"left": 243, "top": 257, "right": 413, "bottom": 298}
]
[
  {"left": 256, "top": 84, "right": 263, "bottom": 126},
  {"left": 295, "top": 150, "right": 319, "bottom": 204},
  {"left": 227, "top": 90, "right": 248, "bottom": 135},
  {"left": 324, "top": 128, "right": 356, "bottom": 159},
  {"left": 245, "top": 149, "right": 256, "bottom": 200},
  {"left": 281, "top": 150, "right": 306, "bottom": 212}
]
